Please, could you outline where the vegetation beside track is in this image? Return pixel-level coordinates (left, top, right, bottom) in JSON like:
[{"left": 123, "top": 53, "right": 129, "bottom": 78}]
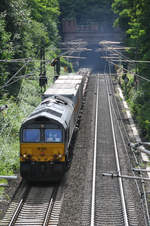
[
  {"left": 117, "top": 69, "right": 150, "bottom": 141},
  {"left": 112, "top": 0, "right": 150, "bottom": 141}
]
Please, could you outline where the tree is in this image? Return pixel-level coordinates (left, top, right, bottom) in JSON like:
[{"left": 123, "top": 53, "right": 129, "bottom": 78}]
[
  {"left": 0, "top": 14, "right": 14, "bottom": 90},
  {"left": 0, "top": 0, "right": 60, "bottom": 96},
  {"left": 112, "top": 0, "right": 150, "bottom": 139},
  {"left": 27, "top": 0, "right": 60, "bottom": 45},
  {"left": 59, "top": 0, "right": 114, "bottom": 23}
]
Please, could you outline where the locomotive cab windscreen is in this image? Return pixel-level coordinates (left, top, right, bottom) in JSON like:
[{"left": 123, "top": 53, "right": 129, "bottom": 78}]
[
  {"left": 20, "top": 116, "right": 64, "bottom": 143},
  {"left": 22, "top": 128, "right": 63, "bottom": 143},
  {"left": 23, "top": 129, "right": 40, "bottom": 142}
]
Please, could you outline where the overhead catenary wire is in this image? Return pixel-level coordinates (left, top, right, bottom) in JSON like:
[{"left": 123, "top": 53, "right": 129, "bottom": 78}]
[
  {"left": 0, "top": 58, "right": 33, "bottom": 63},
  {"left": 0, "top": 43, "right": 85, "bottom": 91},
  {"left": 0, "top": 59, "right": 31, "bottom": 90},
  {"left": 101, "top": 41, "right": 138, "bottom": 67},
  {"left": 110, "top": 60, "right": 150, "bottom": 82},
  {"left": 0, "top": 48, "right": 71, "bottom": 63},
  {"left": 102, "top": 57, "right": 150, "bottom": 64},
  {"left": 0, "top": 68, "right": 40, "bottom": 90},
  {"left": 0, "top": 58, "right": 54, "bottom": 63},
  {"left": 101, "top": 42, "right": 150, "bottom": 83},
  {"left": 101, "top": 44, "right": 131, "bottom": 61},
  {"left": 0, "top": 38, "right": 85, "bottom": 77},
  {"left": 0, "top": 56, "right": 55, "bottom": 90}
]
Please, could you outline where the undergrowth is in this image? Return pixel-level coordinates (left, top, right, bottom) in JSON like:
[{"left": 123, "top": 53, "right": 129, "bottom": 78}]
[
  {"left": 119, "top": 71, "right": 150, "bottom": 141},
  {"left": 0, "top": 80, "right": 41, "bottom": 177}
]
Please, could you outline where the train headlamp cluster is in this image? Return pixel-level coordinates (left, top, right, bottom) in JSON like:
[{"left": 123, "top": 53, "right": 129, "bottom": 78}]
[
  {"left": 22, "top": 153, "right": 31, "bottom": 160},
  {"left": 53, "top": 154, "right": 62, "bottom": 160},
  {"left": 23, "top": 154, "right": 27, "bottom": 158},
  {"left": 58, "top": 154, "right": 62, "bottom": 159},
  {"left": 22, "top": 153, "right": 63, "bottom": 160}
]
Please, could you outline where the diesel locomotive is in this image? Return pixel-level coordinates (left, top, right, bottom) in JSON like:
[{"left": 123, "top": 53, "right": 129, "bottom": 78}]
[{"left": 20, "top": 73, "right": 87, "bottom": 181}]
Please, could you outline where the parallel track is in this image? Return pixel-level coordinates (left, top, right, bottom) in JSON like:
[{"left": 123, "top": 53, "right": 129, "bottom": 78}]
[
  {"left": 108, "top": 66, "right": 149, "bottom": 224},
  {"left": 90, "top": 73, "right": 146, "bottom": 225}
]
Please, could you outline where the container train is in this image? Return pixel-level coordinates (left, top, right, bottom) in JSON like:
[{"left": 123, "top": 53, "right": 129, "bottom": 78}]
[{"left": 19, "top": 72, "right": 87, "bottom": 182}]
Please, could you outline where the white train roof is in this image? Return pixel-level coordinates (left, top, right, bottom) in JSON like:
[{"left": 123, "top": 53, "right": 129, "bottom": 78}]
[{"left": 22, "top": 96, "right": 74, "bottom": 129}]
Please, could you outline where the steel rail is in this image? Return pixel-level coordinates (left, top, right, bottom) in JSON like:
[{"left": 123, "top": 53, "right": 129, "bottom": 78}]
[
  {"left": 5, "top": 186, "right": 59, "bottom": 226},
  {"left": 105, "top": 75, "right": 129, "bottom": 226},
  {"left": 43, "top": 187, "right": 58, "bottom": 226},
  {"left": 107, "top": 64, "right": 142, "bottom": 197},
  {"left": 8, "top": 186, "right": 30, "bottom": 226},
  {"left": 107, "top": 62, "right": 149, "bottom": 225},
  {"left": 8, "top": 199, "right": 24, "bottom": 226},
  {"left": 90, "top": 75, "right": 99, "bottom": 226}
]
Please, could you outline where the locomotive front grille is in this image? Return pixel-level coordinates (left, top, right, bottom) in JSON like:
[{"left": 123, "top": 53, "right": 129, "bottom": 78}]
[{"left": 20, "top": 143, "right": 65, "bottom": 162}]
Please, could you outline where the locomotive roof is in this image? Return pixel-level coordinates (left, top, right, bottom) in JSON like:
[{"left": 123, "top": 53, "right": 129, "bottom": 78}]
[{"left": 22, "top": 96, "right": 73, "bottom": 129}]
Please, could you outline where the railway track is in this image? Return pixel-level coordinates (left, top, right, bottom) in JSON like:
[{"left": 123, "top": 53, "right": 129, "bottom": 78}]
[
  {"left": 0, "top": 181, "right": 64, "bottom": 226},
  {"left": 89, "top": 73, "right": 146, "bottom": 225},
  {"left": 1, "top": 71, "right": 147, "bottom": 226},
  {"left": 57, "top": 73, "right": 146, "bottom": 225}
]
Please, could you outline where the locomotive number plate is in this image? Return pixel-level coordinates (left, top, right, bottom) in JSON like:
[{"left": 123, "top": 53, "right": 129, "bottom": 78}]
[{"left": 37, "top": 147, "right": 47, "bottom": 151}]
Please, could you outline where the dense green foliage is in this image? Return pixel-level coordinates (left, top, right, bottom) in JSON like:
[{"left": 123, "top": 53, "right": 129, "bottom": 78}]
[
  {"left": 59, "top": 0, "right": 113, "bottom": 23},
  {"left": 0, "top": 79, "right": 41, "bottom": 174},
  {"left": 0, "top": 0, "right": 60, "bottom": 96},
  {"left": 112, "top": 0, "right": 150, "bottom": 140},
  {"left": 112, "top": 0, "right": 150, "bottom": 74},
  {"left": 0, "top": 78, "right": 40, "bottom": 192},
  {"left": 28, "top": 0, "right": 60, "bottom": 45}
]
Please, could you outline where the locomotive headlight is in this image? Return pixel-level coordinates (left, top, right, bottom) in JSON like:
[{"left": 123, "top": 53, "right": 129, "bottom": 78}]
[
  {"left": 57, "top": 154, "right": 62, "bottom": 160},
  {"left": 23, "top": 154, "right": 27, "bottom": 158},
  {"left": 58, "top": 154, "right": 62, "bottom": 158},
  {"left": 53, "top": 153, "right": 62, "bottom": 160},
  {"left": 22, "top": 153, "right": 31, "bottom": 160},
  {"left": 53, "top": 154, "right": 62, "bottom": 160}
]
